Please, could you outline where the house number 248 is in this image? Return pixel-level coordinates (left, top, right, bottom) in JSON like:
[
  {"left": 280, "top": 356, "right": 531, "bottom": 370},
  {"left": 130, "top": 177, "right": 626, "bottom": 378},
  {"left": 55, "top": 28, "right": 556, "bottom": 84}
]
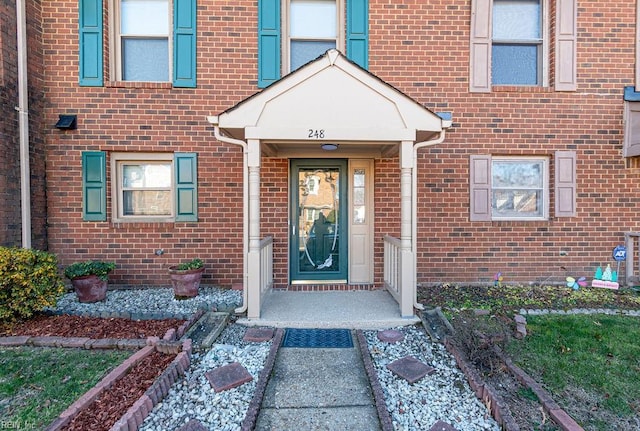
[{"left": 308, "top": 129, "right": 325, "bottom": 139}]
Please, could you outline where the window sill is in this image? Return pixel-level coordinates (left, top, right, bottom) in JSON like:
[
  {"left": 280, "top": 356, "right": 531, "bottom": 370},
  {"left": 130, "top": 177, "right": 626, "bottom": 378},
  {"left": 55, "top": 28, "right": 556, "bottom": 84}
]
[
  {"left": 492, "top": 85, "right": 553, "bottom": 93},
  {"left": 106, "top": 81, "right": 173, "bottom": 89}
]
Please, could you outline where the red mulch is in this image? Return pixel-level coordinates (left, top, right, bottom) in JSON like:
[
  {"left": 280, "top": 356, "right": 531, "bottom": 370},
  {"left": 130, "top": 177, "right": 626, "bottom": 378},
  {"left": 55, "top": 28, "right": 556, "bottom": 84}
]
[
  {"left": 0, "top": 314, "right": 185, "bottom": 339},
  {"left": 0, "top": 314, "right": 189, "bottom": 430},
  {"left": 62, "top": 350, "right": 176, "bottom": 431}
]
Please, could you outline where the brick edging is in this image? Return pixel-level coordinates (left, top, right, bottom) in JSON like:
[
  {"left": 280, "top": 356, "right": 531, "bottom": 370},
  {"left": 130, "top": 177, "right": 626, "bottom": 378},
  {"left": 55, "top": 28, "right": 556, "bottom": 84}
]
[
  {"left": 110, "top": 339, "right": 193, "bottom": 431},
  {"left": 491, "top": 344, "right": 584, "bottom": 431},
  {"left": 240, "top": 328, "right": 285, "bottom": 431},
  {"left": 443, "top": 336, "right": 521, "bottom": 431},
  {"left": 355, "top": 330, "right": 395, "bottom": 431}
]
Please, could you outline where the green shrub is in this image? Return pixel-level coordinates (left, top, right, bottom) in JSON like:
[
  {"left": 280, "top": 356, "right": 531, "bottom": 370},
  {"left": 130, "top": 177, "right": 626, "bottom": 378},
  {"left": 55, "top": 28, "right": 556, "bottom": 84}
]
[
  {"left": 174, "top": 258, "right": 204, "bottom": 271},
  {"left": 0, "top": 247, "right": 65, "bottom": 320},
  {"left": 63, "top": 260, "right": 116, "bottom": 281}
]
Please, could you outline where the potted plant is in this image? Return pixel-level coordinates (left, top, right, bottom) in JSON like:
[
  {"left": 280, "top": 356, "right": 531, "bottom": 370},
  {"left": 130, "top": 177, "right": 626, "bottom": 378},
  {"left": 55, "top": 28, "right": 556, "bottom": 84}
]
[
  {"left": 168, "top": 258, "right": 204, "bottom": 299},
  {"left": 64, "top": 260, "right": 116, "bottom": 303}
]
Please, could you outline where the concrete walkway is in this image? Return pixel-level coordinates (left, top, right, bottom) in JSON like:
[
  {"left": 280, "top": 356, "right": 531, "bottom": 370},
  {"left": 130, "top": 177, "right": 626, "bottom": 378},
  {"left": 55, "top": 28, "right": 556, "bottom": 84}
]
[
  {"left": 237, "top": 290, "right": 420, "bottom": 329},
  {"left": 255, "top": 338, "right": 381, "bottom": 431}
]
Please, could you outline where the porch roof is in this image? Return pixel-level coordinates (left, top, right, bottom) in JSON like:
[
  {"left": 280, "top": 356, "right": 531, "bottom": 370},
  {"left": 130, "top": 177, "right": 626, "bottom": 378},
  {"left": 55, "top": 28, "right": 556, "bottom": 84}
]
[{"left": 209, "top": 50, "right": 450, "bottom": 157}]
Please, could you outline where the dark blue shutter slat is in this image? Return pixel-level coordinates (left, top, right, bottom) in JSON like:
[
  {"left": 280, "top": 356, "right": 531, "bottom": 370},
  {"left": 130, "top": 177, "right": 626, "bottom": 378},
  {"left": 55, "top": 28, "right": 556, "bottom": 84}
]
[
  {"left": 79, "top": 0, "right": 103, "bottom": 86},
  {"left": 175, "top": 153, "right": 198, "bottom": 221},
  {"left": 258, "top": 0, "right": 281, "bottom": 88},
  {"left": 82, "top": 151, "right": 106, "bottom": 221},
  {"left": 173, "top": 0, "right": 197, "bottom": 88},
  {"left": 346, "top": 0, "right": 368, "bottom": 69}
]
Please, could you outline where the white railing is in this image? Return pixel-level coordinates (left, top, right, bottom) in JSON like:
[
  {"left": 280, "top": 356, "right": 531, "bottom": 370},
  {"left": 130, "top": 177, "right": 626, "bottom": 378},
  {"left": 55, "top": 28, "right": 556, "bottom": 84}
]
[
  {"left": 259, "top": 236, "right": 274, "bottom": 296},
  {"left": 383, "top": 235, "right": 401, "bottom": 302},
  {"left": 625, "top": 232, "right": 640, "bottom": 286}
]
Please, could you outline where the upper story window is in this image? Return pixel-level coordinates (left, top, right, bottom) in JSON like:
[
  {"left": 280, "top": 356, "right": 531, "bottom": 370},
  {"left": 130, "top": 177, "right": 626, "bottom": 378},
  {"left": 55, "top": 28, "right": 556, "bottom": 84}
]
[
  {"left": 257, "top": 0, "right": 368, "bottom": 88},
  {"left": 469, "top": 0, "right": 576, "bottom": 92},
  {"left": 287, "top": 0, "right": 341, "bottom": 72},
  {"left": 117, "top": 0, "right": 170, "bottom": 82},
  {"left": 492, "top": 0, "right": 542, "bottom": 85},
  {"left": 79, "top": 0, "right": 196, "bottom": 88}
]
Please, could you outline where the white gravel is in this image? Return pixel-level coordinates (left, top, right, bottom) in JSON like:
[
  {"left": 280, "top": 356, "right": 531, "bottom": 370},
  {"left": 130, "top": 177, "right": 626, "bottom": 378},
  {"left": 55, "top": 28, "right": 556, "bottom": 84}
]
[
  {"left": 140, "top": 324, "right": 271, "bottom": 431},
  {"left": 363, "top": 325, "right": 500, "bottom": 431}
]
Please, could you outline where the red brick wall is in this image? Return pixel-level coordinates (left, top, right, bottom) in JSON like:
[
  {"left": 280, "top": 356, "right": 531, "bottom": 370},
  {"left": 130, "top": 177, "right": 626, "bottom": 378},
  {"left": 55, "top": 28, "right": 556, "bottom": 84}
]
[
  {"left": 41, "top": 0, "right": 640, "bottom": 288},
  {"left": 0, "top": 1, "right": 46, "bottom": 249}
]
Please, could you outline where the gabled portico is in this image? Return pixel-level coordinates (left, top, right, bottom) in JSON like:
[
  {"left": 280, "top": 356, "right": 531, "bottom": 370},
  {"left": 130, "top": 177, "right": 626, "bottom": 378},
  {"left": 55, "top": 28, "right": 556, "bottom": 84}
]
[{"left": 207, "top": 49, "right": 451, "bottom": 320}]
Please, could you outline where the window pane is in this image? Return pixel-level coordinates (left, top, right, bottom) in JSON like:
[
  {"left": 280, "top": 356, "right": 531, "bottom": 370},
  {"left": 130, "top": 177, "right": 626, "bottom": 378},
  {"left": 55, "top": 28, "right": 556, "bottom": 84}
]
[
  {"left": 291, "top": 40, "right": 336, "bottom": 70},
  {"left": 492, "top": 44, "right": 538, "bottom": 85},
  {"left": 123, "top": 190, "right": 171, "bottom": 215},
  {"left": 493, "top": 0, "right": 540, "bottom": 40},
  {"left": 122, "top": 38, "right": 169, "bottom": 81},
  {"left": 121, "top": 0, "right": 169, "bottom": 35},
  {"left": 492, "top": 190, "right": 542, "bottom": 218},
  {"left": 492, "top": 160, "right": 543, "bottom": 188},
  {"left": 291, "top": 0, "right": 336, "bottom": 38}
]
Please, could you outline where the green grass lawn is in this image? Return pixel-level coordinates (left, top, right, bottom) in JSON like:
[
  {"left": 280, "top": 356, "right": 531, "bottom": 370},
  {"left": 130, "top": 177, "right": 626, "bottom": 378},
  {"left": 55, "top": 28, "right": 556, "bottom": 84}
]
[
  {"left": 506, "top": 314, "right": 640, "bottom": 431},
  {"left": 0, "top": 347, "right": 130, "bottom": 429}
]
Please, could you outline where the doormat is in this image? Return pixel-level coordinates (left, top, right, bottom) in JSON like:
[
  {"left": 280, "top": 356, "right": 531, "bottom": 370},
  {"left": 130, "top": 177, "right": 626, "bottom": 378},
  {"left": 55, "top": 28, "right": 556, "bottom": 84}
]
[{"left": 281, "top": 328, "right": 353, "bottom": 348}]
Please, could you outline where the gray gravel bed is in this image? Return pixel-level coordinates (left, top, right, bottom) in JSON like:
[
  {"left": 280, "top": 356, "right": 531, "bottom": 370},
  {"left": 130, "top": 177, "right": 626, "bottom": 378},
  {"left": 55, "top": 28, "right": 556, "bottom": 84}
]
[
  {"left": 48, "top": 286, "right": 242, "bottom": 319},
  {"left": 363, "top": 326, "right": 500, "bottom": 431},
  {"left": 140, "top": 324, "right": 271, "bottom": 431}
]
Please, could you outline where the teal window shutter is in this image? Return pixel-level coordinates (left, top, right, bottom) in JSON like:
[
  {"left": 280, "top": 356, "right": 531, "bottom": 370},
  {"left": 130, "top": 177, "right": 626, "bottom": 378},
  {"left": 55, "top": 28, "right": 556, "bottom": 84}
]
[
  {"left": 82, "top": 151, "right": 106, "bottom": 221},
  {"left": 258, "top": 0, "right": 281, "bottom": 88},
  {"left": 347, "top": 0, "right": 368, "bottom": 69},
  {"left": 79, "top": 0, "right": 103, "bottom": 86},
  {"left": 173, "top": 0, "right": 197, "bottom": 88},
  {"left": 175, "top": 153, "right": 198, "bottom": 221}
]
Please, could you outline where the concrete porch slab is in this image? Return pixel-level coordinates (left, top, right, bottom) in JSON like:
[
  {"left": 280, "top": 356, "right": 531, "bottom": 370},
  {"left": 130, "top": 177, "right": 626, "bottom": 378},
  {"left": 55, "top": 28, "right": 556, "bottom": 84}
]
[{"left": 236, "top": 290, "right": 420, "bottom": 329}]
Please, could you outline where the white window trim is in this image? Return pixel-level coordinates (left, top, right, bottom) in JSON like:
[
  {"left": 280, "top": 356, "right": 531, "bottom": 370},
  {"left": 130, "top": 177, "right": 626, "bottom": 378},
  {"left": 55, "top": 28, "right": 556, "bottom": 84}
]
[
  {"left": 281, "top": 0, "right": 345, "bottom": 75},
  {"left": 492, "top": 0, "right": 549, "bottom": 87},
  {"left": 491, "top": 156, "right": 549, "bottom": 221},
  {"left": 108, "top": 0, "right": 174, "bottom": 82},
  {"left": 111, "top": 152, "right": 175, "bottom": 222}
]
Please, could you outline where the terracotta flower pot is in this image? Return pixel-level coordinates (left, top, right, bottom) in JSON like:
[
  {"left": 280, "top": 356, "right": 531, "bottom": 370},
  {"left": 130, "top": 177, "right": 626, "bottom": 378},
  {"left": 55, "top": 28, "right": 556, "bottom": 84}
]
[
  {"left": 71, "top": 274, "right": 108, "bottom": 303},
  {"left": 169, "top": 266, "right": 204, "bottom": 299}
]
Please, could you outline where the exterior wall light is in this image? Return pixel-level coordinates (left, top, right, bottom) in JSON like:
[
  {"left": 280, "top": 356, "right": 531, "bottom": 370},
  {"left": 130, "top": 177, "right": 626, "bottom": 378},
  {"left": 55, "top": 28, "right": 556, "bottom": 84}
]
[
  {"left": 55, "top": 114, "right": 77, "bottom": 130},
  {"left": 321, "top": 143, "right": 338, "bottom": 151}
]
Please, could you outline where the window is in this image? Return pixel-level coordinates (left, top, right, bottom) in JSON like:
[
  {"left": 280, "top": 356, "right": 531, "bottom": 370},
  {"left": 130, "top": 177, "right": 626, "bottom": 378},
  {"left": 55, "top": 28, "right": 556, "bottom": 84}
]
[
  {"left": 257, "top": 0, "right": 368, "bottom": 88},
  {"left": 79, "top": 0, "right": 196, "bottom": 87},
  {"left": 90, "top": 152, "right": 199, "bottom": 223},
  {"left": 118, "top": 158, "right": 173, "bottom": 218},
  {"left": 469, "top": 0, "right": 576, "bottom": 92},
  {"left": 287, "top": 0, "right": 340, "bottom": 72},
  {"left": 492, "top": 0, "right": 542, "bottom": 85},
  {"left": 117, "top": 0, "right": 170, "bottom": 82},
  {"left": 470, "top": 152, "right": 576, "bottom": 221},
  {"left": 491, "top": 158, "right": 548, "bottom": 219}
]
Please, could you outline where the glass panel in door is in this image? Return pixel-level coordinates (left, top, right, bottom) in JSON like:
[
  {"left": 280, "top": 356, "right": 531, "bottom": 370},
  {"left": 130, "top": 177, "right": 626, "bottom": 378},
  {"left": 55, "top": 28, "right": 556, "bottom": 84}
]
[{"left": 291, "top": 160, "right": 347, "bottom": 282}]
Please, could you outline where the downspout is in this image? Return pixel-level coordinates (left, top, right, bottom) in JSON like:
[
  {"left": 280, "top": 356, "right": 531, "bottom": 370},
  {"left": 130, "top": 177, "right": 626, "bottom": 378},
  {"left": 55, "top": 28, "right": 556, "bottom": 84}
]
[
  {"left": 412, "top": 118, "right": 451, "bottom": 310},
  {"left": 16, "top": 0, "right": 31, "bottom": 248},
  {"left": 206, "top": 116, "right": 249, "bottom": 314}
]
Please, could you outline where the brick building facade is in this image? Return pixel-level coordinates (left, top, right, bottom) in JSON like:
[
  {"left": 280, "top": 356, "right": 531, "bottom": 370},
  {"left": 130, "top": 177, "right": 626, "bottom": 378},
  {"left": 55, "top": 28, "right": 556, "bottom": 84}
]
[{"left": 4, "top": 1, "right": 640, "bottom": 314}]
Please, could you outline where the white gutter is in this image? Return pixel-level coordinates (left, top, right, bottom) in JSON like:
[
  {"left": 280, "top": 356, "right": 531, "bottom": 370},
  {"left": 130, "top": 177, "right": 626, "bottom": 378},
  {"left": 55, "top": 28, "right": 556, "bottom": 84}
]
[
  {"left": 412, "top": 120, "right": 450, "bottom": 310},
  {"left": 16, "top": 0, "right": 31, "bottom": 248},
  {"left": 206, "top": 116, "right": 249, "bottom": 314}
]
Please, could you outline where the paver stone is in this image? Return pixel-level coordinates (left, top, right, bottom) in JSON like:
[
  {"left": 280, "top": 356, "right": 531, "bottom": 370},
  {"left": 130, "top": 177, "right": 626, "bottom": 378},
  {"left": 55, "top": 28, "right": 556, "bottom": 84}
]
[
  {"left": 386, "top": 355, "right": 436, "bottom": 384},
  {"left": 206, "top": 362, "right": 253, "bottom": 392}
]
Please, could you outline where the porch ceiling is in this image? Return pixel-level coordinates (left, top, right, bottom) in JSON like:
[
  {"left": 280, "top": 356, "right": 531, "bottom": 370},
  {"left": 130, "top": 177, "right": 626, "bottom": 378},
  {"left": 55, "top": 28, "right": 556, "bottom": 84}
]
[{"left": 210, "top": 50, "right": 449, "bottom": 157}]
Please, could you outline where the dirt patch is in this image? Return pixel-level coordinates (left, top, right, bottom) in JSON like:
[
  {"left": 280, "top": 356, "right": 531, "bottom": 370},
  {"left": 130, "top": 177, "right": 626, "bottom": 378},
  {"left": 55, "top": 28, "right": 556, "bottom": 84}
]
[
  {"left": 0, "top": 314, "right": 185, "bottom": 339},
  {"left": 62, "top": 350, "right": 176, "bottom": 431}
]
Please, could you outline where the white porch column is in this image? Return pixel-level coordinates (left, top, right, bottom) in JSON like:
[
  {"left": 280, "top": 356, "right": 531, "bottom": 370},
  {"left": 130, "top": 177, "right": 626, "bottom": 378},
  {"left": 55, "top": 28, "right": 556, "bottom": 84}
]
[
  {"left": 399, "top": 141, "right": 415, "bottom": 317},
  {"left": 247, "top": 139, "right": 262, "bottom": 319}
]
